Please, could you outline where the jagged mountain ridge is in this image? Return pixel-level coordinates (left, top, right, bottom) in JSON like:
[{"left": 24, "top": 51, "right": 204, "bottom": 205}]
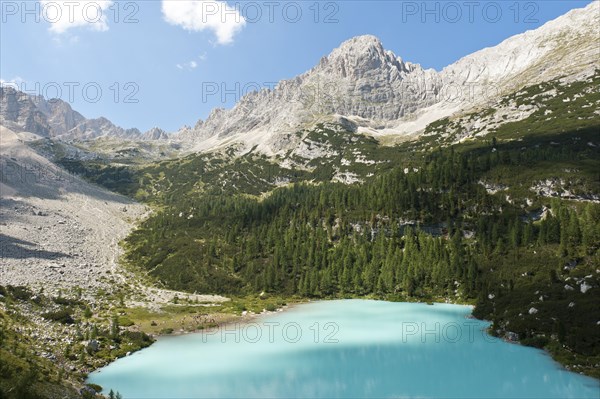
[
  {"left": 177, "top": 34, "right": 442, "bottom": 151},
  {"left": 179, "top": 1, "right": 599, "bottom": 154},
  {"left": 441, "top": 1, "right": 600, "bottom": 89},
  {"left": 0, "top": 86, "right": 168, "bottom": 140}
]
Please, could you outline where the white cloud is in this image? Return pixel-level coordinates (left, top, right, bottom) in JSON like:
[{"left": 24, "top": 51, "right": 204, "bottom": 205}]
[
  {"left": 51, "top": 34, "right": 81, "bottom": 46},
  {"left": 161, "top": 1, "right": 246, "bottom": 45},
  {"left": 176, "top": 52, "right": 208, "bottom": 70},
  {"left": 40, "top": 1, "right": 114, "bottom": 34},
  {"left": 176, "top": 60, "right": 199, "bottom": 70}
]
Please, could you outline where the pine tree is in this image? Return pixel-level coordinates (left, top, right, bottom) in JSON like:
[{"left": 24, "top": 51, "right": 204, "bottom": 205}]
[
  {"left": 110, "top": 316, "right": 120, "bottom": 340},
  {"left": 581, "top": 203, "right": 600, "bottom": 254}
]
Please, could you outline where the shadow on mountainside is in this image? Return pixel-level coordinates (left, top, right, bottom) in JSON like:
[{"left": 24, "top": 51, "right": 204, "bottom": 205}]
[{"left": 0, "top": 233, "right": 73, "bottom": 260}]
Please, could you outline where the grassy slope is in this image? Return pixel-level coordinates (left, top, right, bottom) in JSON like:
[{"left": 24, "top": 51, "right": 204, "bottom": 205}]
[{"left": 0, "top": 285, "right": 155, "bottom": 398}]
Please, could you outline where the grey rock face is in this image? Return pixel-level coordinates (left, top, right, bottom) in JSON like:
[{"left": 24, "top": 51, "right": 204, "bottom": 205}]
[
  {"left": 308, "top": 35, "right": 440, "bottom": 121},
  {"left": 65, "top": 116, "right": 143, "bottom": 140},
  {"left": 0, "top": 86, "right": 164, "bottom": 141},
  {"left": 0, "top": 87, "right": 53, "bottom": 136},
  {"left": 142, "top": 127, "right": 169, "bottom": 140}
]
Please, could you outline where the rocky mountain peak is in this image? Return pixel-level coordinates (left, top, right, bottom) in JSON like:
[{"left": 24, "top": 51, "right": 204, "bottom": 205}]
[
  {"left": 142, "top": 127, "right": 169, "bottom": 140},
  {"left": 320, "top": 35, "right": 407, "bottom": 77},
  {"left": 333, "top": 35, "right": 385, "bottom": 58}
]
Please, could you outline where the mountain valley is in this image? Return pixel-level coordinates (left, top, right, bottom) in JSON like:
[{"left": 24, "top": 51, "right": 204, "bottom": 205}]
[{"left": 1, "top": 2, "right": 599, "bottom": 397}]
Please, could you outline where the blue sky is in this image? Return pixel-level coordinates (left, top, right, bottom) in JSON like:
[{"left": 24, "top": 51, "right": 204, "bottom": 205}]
[{"left": 0, "top": 0, "right": 593, "bottom": 132}]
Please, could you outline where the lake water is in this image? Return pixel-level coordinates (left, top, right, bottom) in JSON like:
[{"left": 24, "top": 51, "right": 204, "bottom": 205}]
[{"left": 88, "top": 300, "right": 600, "bottom": 398}]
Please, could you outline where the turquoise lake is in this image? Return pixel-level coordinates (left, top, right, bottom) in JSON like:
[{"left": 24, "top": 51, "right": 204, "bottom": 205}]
[{"left": 88, "top": 300, "right": 600, "bottom": 398}]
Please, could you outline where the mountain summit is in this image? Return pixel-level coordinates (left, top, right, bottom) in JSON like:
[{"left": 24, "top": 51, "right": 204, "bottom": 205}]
[{"left": 321, "top": 35, "right": 410, "bottom": 77}]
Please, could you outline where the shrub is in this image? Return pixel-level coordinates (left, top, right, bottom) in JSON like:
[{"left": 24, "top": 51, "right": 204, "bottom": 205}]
[
  {"left": 118, "top": 317, "right": 135, "bottom": 327},
  {"left": 7, "top": 286, "right": 32, "bottom": 301},
  {"left": 265, "top": 304, "right": 277, "bottom": 312},
  {"left": 121, "top": 331, "right": 153, "bottom": 347},
  {"left": 42, "top": 309, "right": 75, "bottom": 325},
  {"left": 521, "top": 335, "right": 549, "bottom": 349},
  {"left": 86, "top": 383, "right": 103, "bottom": 393},
  {"left": 53, "top": 296, "right": 81, "bottom": 306}
]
